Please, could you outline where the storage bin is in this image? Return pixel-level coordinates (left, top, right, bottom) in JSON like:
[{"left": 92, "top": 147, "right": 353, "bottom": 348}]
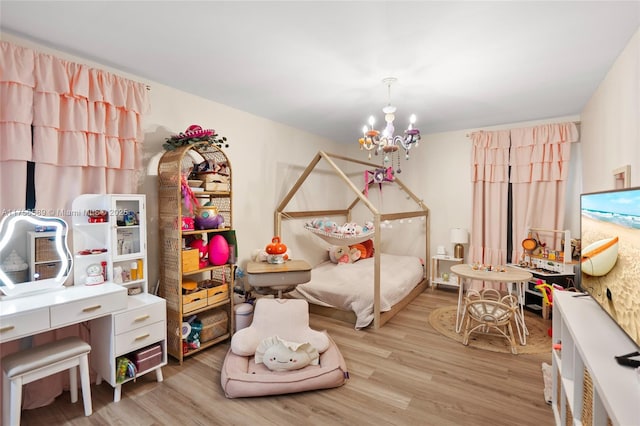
[
  {"left": 200, "top": 310, "right": 228, "bottom": 342},
  {"left": 35, "top": 262, "right": 61, "bottom": 280},
  {"left": 182, "top": 249, "right": 199, "bottom": 273},
  {"left": 35, "top": 237, "right": 58, "bottom": 262},
  {"left": 133, "top": 344, "right": 163, "bottom": 372},
  {"left": 207, "top": 283, "right": 228, "bottom": 305},
  {"left": 183, "top": 288, "right": 207, "bottom": 313}
]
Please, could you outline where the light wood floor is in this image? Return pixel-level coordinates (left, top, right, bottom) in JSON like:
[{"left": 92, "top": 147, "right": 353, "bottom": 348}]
[{"left": 20, "top": 288, "right": 555, "bottom": 425}]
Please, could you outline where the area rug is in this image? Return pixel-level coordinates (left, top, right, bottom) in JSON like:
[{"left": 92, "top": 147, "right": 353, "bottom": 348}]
[{"left": 428, "top": 305, "right": 552, "bottom": 354}]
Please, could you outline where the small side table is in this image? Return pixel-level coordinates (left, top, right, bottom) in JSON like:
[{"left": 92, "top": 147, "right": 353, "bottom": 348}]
[
  {"left": 430, "top": 255, "right": 463, "bottom": 288},
  {"left": 246, "top": 259, "right": 312, "bottom": 298}
]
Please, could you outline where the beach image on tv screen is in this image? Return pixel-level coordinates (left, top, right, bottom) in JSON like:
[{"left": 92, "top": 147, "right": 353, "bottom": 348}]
[{"left": 581, "top": 187, "right": 640, "bottom": 347}]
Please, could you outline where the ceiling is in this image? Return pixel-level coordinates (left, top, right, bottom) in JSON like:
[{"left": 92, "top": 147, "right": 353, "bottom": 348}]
[{"left": 2, "top": 1, "right": 639, "bottom": 144}]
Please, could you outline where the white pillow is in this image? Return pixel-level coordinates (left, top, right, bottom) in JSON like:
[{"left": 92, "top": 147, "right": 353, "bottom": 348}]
[{"left": 255, "top": 336, "right": 319, "bottom": 371}]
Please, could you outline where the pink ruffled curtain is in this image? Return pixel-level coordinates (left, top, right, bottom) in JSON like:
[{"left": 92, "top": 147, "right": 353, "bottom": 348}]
[
  {"left": 0, "top": 41, "right": 149, "bottom": 214},
  {"left": 469, "top": 123, "right": 577, "bottom": 290},
  {"left": 0, "top": 42, "right": 35, "bottom": 210},
  {"left": 0, "top": 41, "right": 149, "bottom": 410},
  {"left": 510, "top": 123, "right": 578, "bottom": 262},
  {"left": 469, "top": 130, "right": 510, "bottom": 290}
]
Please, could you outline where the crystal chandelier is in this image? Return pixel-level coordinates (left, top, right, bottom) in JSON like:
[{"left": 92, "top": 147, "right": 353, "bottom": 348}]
[{"left": 358, "top": 77, "right": 421, "bottom": 173}]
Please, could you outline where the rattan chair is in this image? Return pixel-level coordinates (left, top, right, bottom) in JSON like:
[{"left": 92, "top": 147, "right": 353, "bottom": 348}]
[{"left": 462, "top": 288, "right": 519, "bottom": 354}]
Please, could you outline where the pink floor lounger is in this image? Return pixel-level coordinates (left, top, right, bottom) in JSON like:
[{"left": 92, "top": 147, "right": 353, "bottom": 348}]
[{"left": 220, "top": 298, "right": 348, "bottom": 398}]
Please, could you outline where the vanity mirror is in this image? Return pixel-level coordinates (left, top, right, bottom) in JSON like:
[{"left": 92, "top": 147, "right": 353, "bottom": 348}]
[{"left": 0, "top": 211, "right": 72, "bottom": 297}]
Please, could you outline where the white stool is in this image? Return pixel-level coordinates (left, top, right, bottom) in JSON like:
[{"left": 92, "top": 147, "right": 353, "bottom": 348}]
[{"left": 2, "top": 336, "right": 92, "bottom": 426}]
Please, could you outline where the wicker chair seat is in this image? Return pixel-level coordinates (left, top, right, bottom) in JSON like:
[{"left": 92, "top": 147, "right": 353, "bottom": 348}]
[{"left": 462, "top": 288, "right": 519, "bottom": 354}]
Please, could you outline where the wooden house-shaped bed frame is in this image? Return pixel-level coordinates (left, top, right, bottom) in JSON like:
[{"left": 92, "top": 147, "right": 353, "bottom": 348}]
[{"left": 275, "top": 151, "right": 431, "bottom": 329}]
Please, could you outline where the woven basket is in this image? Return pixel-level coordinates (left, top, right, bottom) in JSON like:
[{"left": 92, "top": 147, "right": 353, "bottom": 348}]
[
  {"left": 582, "top": 368, "right": 593, "bottom": 425},
  {"left": 199, "top": 309, "right": 228, "bottom": 342},
  {"left": 35, "top": 236, "right": 58, "bottom": 262},
  {"left": 582, "top": 368, "right": 613, "bottom": 426}
]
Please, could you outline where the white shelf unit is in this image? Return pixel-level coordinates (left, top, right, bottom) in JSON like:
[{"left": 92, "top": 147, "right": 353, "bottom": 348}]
[
  {"left": 430, "top": 255, "right": 463, "bottom": 288},
  {"left": 71, "top": 194, "right": 167, "bottom": 402},
  {"left": 552, "top": 291, "right": 639, "bottom": 425},
  {"left": 72, "top": 194, "right": 148, "bottom": 291}
]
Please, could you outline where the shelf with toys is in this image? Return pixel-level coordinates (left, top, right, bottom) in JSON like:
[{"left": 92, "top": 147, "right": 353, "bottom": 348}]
[{"left": 157, "top": 138, "right": 236, "bottom": 364}]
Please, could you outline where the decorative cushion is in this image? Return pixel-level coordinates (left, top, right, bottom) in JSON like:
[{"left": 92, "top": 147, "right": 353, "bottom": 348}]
[
  {"left": 255, "top": 336, "right": 319, "bottom": 371},
  {"left": 221, "top": 332, "right": 348, "bottom": 398}
]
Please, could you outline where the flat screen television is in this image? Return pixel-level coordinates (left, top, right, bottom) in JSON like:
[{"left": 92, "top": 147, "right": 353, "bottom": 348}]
[{"left": 580, "top": 186, "right": 640, "bottom": 349}]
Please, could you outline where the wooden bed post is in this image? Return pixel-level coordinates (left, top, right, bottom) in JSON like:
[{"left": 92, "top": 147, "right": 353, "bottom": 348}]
[{"left": 373, "top": 213, "right": 382, "bottom": 329}]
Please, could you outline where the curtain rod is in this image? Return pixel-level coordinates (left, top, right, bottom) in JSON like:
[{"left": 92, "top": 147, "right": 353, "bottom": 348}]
[{"left": 465, "top": 120, "right": 581, "bottom": 138}]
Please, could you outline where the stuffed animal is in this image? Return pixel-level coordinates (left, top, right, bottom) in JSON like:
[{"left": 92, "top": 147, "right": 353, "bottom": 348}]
[
  {"left": 309, "top": 217, "right": 338, "bottom": 233},
  {"left": 189, "top": 238, "right": 209, "bottom": 268},
  {"left": 350, "top": 239, "right": 374, "bottom": 260},
  {"left": 329, "top": 245, "right": 361, "bottom": 264},
  {"left": 255, "top": 336, "right": 319, "bottom": 371},
  {"left": 340, "top": 222, "right": 362, "bottom": 235}
]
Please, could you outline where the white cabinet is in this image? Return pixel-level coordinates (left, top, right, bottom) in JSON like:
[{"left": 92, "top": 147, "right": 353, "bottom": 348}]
[
  {"left": 71, "top": 194, "right": 166, "bottom": 402},
  {"left": 91, "top": 293, "right": 167, "bottom": 402},
  {"left": 552, "top": 291, "right": 639, "bottom": 425},
  {"left": 72, "top": 194, "right": 147, "bottom": 292},
  {"left": 430, "top": 255, "right": 463, "bottom": 288}
]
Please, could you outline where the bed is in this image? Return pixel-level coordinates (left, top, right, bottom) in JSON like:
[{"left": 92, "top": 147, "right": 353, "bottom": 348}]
[
  {"left": 289, "top": 254, "right": 425, "bottom": 329},
  {"left": 275, "top": 151, "right": 431, "bottom": 329}
]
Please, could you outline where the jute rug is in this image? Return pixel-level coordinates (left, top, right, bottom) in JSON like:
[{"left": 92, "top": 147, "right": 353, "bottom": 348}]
[{"left": 428, "top": 305, "right": 552, "bottom": 354}]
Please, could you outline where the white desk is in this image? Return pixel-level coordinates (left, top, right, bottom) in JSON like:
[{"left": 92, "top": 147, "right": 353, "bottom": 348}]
[
  {"left": 1, "top": 283, "right": 166, "bottom": 403},
  {"left": 450, "top": 264, "right": 533, "bottom": 345},
  {"left": 0, "top": 283, "right": 127, "bottom": 343}
]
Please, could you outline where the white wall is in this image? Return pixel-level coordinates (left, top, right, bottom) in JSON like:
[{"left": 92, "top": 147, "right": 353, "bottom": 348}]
[{"left": 580, "top": 28, "right": 640, "bottom": 193}]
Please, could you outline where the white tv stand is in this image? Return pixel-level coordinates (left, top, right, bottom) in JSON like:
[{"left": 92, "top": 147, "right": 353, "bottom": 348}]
[{"left": 552, "top": 291, "right": 639, "bottom": 425}]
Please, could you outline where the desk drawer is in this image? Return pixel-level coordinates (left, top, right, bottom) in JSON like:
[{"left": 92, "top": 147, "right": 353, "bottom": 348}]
[
  {"left": 0, "top": 308, "right": 49, "bottom": 343},
  {"left": 50, "top": 292, "right": 127, "bottom": 328},
  {"left": 114, "top": 300, "right": 165, "bottom": 335},
  {"left": 115, "top": 320, "right": 165, "bottom": 355}
]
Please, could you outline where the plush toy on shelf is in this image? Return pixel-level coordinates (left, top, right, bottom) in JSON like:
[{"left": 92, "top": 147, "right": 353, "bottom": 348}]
[{"left": 189, "top": 238, "right": 209, "bottom": 269}]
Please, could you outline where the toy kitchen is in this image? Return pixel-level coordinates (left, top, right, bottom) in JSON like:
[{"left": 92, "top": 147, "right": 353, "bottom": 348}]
[{"left": 509, "top": 228, "right": 579, "bottom": 316}]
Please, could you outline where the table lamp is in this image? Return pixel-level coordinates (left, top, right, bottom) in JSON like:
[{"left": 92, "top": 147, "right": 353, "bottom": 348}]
[{"left": 450, "top": 228, "right": 469, "bottom": 260}]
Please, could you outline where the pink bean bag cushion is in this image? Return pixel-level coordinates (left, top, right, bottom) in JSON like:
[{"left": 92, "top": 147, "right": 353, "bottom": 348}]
[
  {"left": 221, "top": 333, "right": 348, "bottom": 398},
  {"left": 221, "top": 298, "right": 348, "bottom": 398}
]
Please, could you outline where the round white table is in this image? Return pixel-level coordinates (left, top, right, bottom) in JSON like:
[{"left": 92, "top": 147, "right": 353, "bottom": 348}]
[{"left": 450, "top": 264, "right": 533, "bottom": 345}]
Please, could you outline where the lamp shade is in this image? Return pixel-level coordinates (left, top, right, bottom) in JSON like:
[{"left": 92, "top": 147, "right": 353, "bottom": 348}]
[{"left": 450, "top": 228, "right": 469, "bottom": 244}]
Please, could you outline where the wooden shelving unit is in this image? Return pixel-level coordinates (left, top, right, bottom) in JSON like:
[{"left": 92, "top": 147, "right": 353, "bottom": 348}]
[{"left": 157, "top": 143, "right": 235, "bottom": 364}]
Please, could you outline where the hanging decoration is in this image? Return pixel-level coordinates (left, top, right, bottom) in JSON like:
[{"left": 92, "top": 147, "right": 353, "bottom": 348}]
[
  {"left": 358, "top": 77, "right": 421, "bottom": 173},
  {"left": 364, "top": 167, "right": 394, "bottom": 197}
]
